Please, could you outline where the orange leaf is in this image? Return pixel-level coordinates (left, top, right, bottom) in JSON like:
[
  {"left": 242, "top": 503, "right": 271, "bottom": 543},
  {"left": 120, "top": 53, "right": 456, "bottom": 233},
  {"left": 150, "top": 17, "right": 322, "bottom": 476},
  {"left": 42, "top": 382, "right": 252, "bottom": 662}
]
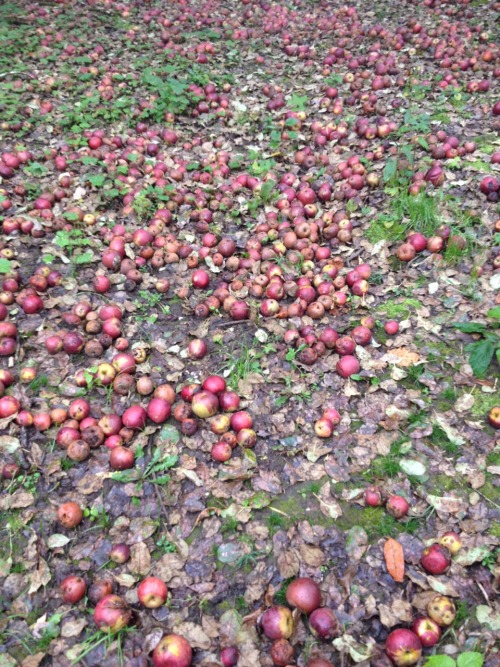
[{"left": 384, "top": 538, "right": 405, "bottom": 583}]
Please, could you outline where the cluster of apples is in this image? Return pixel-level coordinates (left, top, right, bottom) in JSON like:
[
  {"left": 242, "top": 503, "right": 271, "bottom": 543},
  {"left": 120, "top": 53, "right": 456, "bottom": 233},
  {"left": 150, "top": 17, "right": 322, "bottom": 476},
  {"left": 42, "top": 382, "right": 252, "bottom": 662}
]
[
  {"left": 364, "top": 486, "right": 411, "bottom": 519},
  {"left": 257, "top": 576, "right": 339, "bottom": 667},
  {"left": 396, "top": 225, "right": 466, "bottom": 262},
  {"left": 386, "top": 594, "right": 457, "bottom": 666},
  {"left": 176, "top": 375, "right": 255, "bottom": 461},
  {"left": 385, "top": 532, "right": 462, "bottom": 665},
  {"left": 60, "top": 566, "right": 193, "bottom": 667}
]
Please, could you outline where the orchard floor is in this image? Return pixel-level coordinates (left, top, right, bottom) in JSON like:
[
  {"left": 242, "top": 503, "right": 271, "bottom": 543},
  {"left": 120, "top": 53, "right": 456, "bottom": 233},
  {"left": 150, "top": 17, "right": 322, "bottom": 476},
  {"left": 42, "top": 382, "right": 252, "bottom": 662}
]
[{"left": 0, "top": 1, "right": 499, "bottom": 666}]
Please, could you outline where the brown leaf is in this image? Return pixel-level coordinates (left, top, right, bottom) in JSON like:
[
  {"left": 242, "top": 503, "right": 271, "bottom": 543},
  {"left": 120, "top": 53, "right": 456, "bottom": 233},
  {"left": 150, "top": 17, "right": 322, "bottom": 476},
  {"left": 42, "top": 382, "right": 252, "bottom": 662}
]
[
  {"left": 21, "top": 654, "right": 45, "bottom": 667},
  {"left": 28, "top": 558, "right": 51, "bottom": 594},
  {"left": 384, "top": 538, "right": 405, "bottom": 583},
  {"left": 277, "top": 549, "right": 300, "bottom": 578},
  {"left": 128, "top": 541, "right": 151, "bottom": 576}
]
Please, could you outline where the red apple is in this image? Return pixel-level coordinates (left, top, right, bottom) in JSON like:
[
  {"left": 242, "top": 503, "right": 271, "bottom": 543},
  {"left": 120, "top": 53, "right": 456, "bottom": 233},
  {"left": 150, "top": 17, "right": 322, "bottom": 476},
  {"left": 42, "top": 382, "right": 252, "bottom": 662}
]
[
  {"left": 191, "top": 390, "right": 219, "bottom": 418},
  {"left": 411, "top": 616, "right": 441, "bottom": 647},
  {"left": 94, "top": 594, "right": 132, "bottom": 633},
  {"left": 221, "top": 647, "right": 239, "bottom": 667},
  {"left": 57, "top": 502, "right": 83, "bottom": 529},
  {"left": 109, "top": 543, "right": 131, "bottom": 564},
  {"left": 309, "top": 607, "right": 339, "bottom": 640},
  {"left": 286, "top": 577, "right": 321, "bottom": 614},
  {"left": 137, "top": 576, "right": 168, "bottom": 608},
  {"left": 260, "top": 605, "right": 294, "bottom": 640},
  {"left": 385, "top": 629, "right": 422, "bottom": 666},
  {"left": 60, "top": 575, "right": 87, "bottom": 603},
  {"left": 152, "top": 634, "right": 193, "bottom": 667},
  {"left": 365, "top": 486, "right": 384, "bottom": 507},
  {"left": 420, "top": 543, "right": 451, "bottom": 575},
  {"left": 188, "top": 339, "right": 207, "bottom": 359},
  {"left": 386, "top": 495, "right": 409, "bottom": 519},
  {"left": 270, "top": 639, "right": 294, "bottom": 666}
]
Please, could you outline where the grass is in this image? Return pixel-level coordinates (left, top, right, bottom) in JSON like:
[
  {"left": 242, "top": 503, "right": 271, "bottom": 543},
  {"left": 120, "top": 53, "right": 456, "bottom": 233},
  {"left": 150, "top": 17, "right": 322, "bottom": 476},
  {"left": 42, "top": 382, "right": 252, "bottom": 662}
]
[{"left": 428, "top": 424, "right": 460, "bottom": 455}]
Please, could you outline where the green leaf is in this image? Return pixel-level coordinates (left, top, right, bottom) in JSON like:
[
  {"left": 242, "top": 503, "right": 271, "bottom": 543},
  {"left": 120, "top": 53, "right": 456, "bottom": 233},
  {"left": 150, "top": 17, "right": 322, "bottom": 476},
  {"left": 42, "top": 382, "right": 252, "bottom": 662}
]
[
  {"left": 260, "top": 179, "right": 275, "bottom": 202},
  {"left": 289, "top": 93, "right": 308, "bottom": 111},
  {"left": 456, "top": 653, "right": 484, "bottom": 667},
  {"left": 452, "top": 322, "right": 486, "bottom": 334},
  {"left": 0, "top": 258, "right": 11, "bottom": 274},
  {"left": 383, "top": 158, "right": 398, "bottom": 183},
  {"left": 423, "top": 657, "right": 456, "bottom": 667},
  {"left": 88, "top": 174, "right": 106, "bottom": 187},
  {"left": 467, "top": 340, "right": 495, "bottom": 377},
  {"left": 418, "top": 136, "right": 429, "bottom": 150},
  {"left": 487, "top": 307, "right": 500, "bottom": 320},
  {"left": 285, "top": 117, "right": 298, "bottom": 127},
  {"left": 73, "top": 251, "right": 94, "bottom": 264}
]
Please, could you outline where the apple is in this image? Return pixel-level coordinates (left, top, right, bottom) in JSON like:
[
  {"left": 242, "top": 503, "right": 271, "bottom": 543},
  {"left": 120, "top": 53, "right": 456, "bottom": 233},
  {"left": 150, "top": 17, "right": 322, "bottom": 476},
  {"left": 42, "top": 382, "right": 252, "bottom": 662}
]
[
  {"left": 314, "top": 417, "right": 333, "bottom": 438},
  {"left": 385, "top": 629, "right": 422, "bottom": 666},
  {"left": 191, "top": 390, "right": 219, "bottom": 418},
  {"left": 221, "top": 646, "right": 239, "bottom": 667},
  {"left": 386, "top": 495, "right": 409, "bottom": 518},
  {"left": 309, "top": 607, "right": 339, "bottom": 640},
  {"left": 260, "top": 605, "right": 294, "bottom": 640},
  {"left": 109, "top": 543, "right": 131, "bottom": 564},
  {"left": 438, "top": 531, "right": 462, "bottom": 555},
  {"left": 88, "top": 577, "right": 114, "bottom": 604},
  {"left": 427, "top": 595, "right": 456, "bottom": 627},
  {"left": 384, "top": 320, "right": 399, "bottom": 335},
  {"left": 270, "top": 639, "right": 294, "bottom": 666},
  {"left": 306, "top": 660, "right": 335, "bottom": 667},
  {"left": 57, "top": 502, "right": 83, "bottom": 529},
  {"left": 365, "top": 486, "right": 384, "bottom": 507},
  {"left": 152, "top": 634, "right": 193, "bottom": 667},
  {"left": 286, "top": 577, "right": 321, "bottom": 614},
  {"left": 411, "top": 616, "right": 441, "bottom": 647},
  {"left": 60, "top": 575, "right": 87, "bottom": 603},
  {"left": 420, "top": 543, "right": 451, "bottom": 575},
  {"left": 137, "top": 576, "right": 168, "bottom": 608},
  {"left": 94, "top": 594, "right": 132, "bottom": 633},
  {"left": 487, "top": 406, "right": 500, "bottom": 428}
]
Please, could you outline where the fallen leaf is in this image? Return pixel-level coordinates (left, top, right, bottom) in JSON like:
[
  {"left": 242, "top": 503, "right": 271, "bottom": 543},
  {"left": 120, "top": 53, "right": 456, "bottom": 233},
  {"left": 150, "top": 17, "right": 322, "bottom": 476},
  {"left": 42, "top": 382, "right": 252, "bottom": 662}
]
[
  {"left": 128, "top": 541, "right": 151, "bottom": 576},
  {"left": 47, "top": 534, "right": 70, "bottom": 549},
  {"left": 21, "top": 654, "right": 45, "bottom": 667},
  {"left": 384, "top": 538, "right": 405, "bottom": 583},
  {"left": 28, "top": 558, "right": 51, "bottom": 594},
  {"left": 61, "top": 617, "right": 87, "bottom": 637},
  {"left": 174, "top": 622, "right": 211, "bottom": 650}
]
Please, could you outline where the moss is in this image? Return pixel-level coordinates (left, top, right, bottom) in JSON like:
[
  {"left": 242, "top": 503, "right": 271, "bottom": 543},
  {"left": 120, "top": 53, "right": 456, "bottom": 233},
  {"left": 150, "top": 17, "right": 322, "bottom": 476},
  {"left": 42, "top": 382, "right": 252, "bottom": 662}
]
[
  {"left": 471, "top": 391, "right": 500, "bottom": 418},
  {"left": 432, "top": 474, "right": 457, "bottom": 492},
  {"left": 488, "top": 522, "right": 500, "bottom": 538},
  {"left": 480, "top": 478, "right": 499, "bottom": 504},
  {"left": 334, "top": 505, "right": 420, "bottom": 539},
  {"left": 486, "top": 451, "right": 500, "bottom": 467},
  {"left": 377, "top": 298, "right": 421, "bottom": 320}
]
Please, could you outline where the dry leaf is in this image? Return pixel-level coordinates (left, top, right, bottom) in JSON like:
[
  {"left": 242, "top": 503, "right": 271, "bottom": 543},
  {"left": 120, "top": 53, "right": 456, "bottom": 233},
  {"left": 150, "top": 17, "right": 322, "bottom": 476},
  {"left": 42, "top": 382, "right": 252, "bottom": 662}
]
[
  {"left": 128, "top": 541, "right": 151, "bottom": 576},
  {"left": 384, "top": 538, "right": 405, "bottom": 583}
]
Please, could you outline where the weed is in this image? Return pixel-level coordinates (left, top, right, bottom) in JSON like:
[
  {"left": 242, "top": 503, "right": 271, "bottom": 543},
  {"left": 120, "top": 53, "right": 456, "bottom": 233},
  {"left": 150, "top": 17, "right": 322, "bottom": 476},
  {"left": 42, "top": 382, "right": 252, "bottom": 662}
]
[{"left": 155, "top": 536, "right": 177, "bottom": 554}]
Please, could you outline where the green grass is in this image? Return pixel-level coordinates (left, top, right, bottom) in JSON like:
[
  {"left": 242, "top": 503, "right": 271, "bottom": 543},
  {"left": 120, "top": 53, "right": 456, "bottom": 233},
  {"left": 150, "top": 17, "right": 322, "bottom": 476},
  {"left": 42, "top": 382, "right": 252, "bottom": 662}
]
[{"left": 428, "top": 425, "right": 460, "bottom": 455}]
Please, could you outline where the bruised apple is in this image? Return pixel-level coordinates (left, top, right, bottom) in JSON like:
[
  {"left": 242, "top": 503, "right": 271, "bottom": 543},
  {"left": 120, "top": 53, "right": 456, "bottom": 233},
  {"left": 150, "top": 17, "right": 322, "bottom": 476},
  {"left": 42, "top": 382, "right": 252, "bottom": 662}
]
[
  {"left": 260, "top": 605, "right": 294, "bottom": 640},
  {"left": 94, "top": 595, "right": 132, "bottom": 633},
  {"left": 152, "top": 634, "right": 193, "bottom": 667}
]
